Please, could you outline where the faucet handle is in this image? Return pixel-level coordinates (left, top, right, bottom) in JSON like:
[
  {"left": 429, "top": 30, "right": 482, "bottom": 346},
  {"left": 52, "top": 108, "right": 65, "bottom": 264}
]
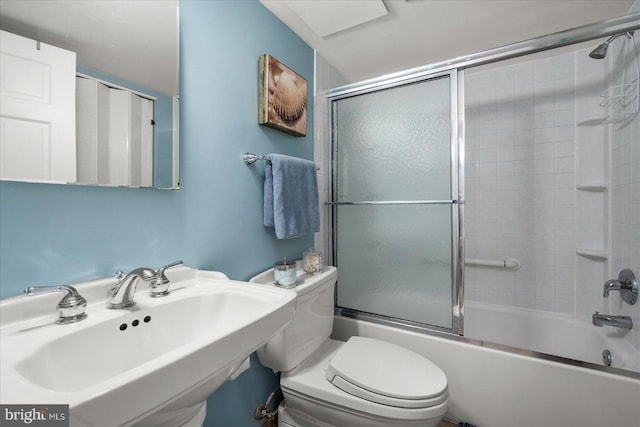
[
  {"left": 150, "top": 260, "right": 184, "bottom": 297},
  {"left": 603, "top": 269, "right": 637, "bottom": 305},
  {"left": 24, "top": 285, "right": 88, "bottom": 324},
  {"left": 157, "top": 260, "right": 184, "bottom": 277}
]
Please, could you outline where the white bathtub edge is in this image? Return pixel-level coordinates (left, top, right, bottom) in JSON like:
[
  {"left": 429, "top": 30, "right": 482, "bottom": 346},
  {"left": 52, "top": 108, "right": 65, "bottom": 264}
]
[{"left": 332, "top": 316, "right": 640, "bottom": 427}]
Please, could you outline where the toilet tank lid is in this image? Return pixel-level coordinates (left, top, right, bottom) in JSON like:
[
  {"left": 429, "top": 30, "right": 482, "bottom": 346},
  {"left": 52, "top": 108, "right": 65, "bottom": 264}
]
[
  {"left": 250, "top": 265, "right": 337, "bottom": 297},
  {"left": 325, "top": 336, "right": 447, "bottom": 402}
]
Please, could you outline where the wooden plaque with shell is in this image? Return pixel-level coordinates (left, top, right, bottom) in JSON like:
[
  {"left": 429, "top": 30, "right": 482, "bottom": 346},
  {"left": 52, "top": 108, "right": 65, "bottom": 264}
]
[{"left": 259, "top": 54, "right": 307, "bottom": 137}]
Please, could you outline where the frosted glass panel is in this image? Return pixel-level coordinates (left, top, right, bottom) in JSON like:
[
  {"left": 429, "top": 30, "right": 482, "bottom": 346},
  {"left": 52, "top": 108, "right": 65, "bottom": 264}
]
[
  {"left": 336, "top": 204, "right": 452, "bottom": 328},
  {"left": 332, "top": 75, "right": 454, "bottom": 330},
  {"left": 334, "top": 76, "right": 451, "bottom": 202}
]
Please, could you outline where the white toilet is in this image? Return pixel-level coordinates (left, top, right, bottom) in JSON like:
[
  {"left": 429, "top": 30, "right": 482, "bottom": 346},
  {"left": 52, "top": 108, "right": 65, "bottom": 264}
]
[{"left": 252, "top": 265, "right": 449, "bottom": 427}]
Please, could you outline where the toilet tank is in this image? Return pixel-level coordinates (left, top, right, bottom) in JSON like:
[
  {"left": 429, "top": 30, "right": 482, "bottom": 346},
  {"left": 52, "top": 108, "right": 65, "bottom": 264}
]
[{"left": 250, "top": 264, "right": 337, "bottom": 372}]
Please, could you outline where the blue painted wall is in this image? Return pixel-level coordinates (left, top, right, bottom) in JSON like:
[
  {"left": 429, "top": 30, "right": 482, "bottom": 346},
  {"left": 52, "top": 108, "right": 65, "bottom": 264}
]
[
  {"left": 0, "top": 0, "right": 314, "bottom": 425},
  {"left": 179, "top": 0, "right": 314, "bottom": 281}
]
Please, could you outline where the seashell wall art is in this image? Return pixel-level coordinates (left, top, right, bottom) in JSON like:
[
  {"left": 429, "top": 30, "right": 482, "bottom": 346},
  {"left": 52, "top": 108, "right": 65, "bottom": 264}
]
[{"left": 259, "top": 54, "right": 307, "bottom": 136}]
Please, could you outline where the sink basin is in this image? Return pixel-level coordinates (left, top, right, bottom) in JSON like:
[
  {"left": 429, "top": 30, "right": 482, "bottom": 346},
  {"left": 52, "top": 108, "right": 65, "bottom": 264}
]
[{"left": 0, "top": 267, "right": 296, "bottom": 426}]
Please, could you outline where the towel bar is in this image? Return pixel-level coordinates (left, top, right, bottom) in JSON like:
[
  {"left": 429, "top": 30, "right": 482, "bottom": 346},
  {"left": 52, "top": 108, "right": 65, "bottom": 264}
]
[{"left": 243, "top": 152, "right": 319, "bottom": 170}]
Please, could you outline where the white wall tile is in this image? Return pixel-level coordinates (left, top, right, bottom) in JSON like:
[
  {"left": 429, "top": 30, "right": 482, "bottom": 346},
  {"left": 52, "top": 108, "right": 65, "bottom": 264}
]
[
  {"left": 534, "top": 57, "right": 555, "bottom": 82},
  {"left": 555, "top": 157, "right": 574, "bottom": 174},
  {"left": 534, "top": 127, "right": 554, "bottom": 144},
  {"left": 497, "top": 161, "right": 515, "bottom": 176},
  {"left": 535, "top": 112, "right": 554, "bottom": 129},
  {"left": 496, "top": 132, "right": 517, "bottom": 146},
  {"left": 496, "top": 145, "right": 515, "bottom": 161},
  {"left": 535, "top": 142, "right": 555, "bottom": 159},
  {"left": 554, "top": 54, "right": 575, "bottom": 80},
  {"left": 554, "top": 125, "right": 574, "bottom": 142},
  {"left": 535, "top": 158, "right": 555, "bottom": 174},
  {"left": 465, "top": 50, "right": 586, "bottom": 319},
  {"left": 555, "top": 141, "right": 574, "bottom": 158},
  {"left": 514, "top": 144, "right": 535, "bottom": 160},
  {"left": 554, "top": 109, "right": 575, "bottom": 126},
  {"left": 535, "top": 174, "right": 555, "bottom": 189}
]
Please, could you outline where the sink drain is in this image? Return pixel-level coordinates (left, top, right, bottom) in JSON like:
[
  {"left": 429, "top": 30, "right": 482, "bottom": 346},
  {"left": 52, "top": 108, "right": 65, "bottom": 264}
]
[{"left": 602, "top": 349, "right": 613, "bottom": 366}]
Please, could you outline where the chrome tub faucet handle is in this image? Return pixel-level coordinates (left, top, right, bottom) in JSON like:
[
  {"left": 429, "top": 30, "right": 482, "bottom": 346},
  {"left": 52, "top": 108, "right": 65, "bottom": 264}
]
[
  {"left": 24, "top": 285, "right": 88, "bottom": 324},
  {"left": 603, "top": 269, "right": 637, "bottom": 305}
]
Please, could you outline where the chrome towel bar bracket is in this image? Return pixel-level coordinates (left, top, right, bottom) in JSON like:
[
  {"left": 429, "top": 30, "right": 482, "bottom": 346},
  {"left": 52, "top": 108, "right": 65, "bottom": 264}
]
[
  {"left": 243, "top": 152, "right": 270, "bottom": 165},
  {"left": 243, "top": 152, "right": 320, "bottom": 170}
]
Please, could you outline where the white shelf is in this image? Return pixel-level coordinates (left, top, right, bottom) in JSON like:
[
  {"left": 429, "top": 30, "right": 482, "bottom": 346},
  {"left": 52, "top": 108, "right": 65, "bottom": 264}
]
[
  {"left": 576, "top": 117, "right": 607, "bottom": 126},
  {"left": 576, "top": 248, "right": 608, "bottom": 261},
  {"left": 576, "top": 182, "right": 608, "bottom": 192}
]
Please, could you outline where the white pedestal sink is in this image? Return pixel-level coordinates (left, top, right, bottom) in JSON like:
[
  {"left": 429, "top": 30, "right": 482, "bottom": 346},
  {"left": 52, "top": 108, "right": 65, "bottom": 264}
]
[{"left": 0, "top": 267, "right": 297, "bottom": 426}]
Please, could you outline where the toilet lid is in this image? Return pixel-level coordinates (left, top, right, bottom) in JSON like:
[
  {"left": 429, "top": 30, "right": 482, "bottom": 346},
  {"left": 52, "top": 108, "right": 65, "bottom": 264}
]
[{"left": 325, "top": 336, "right": 447, "bottom": 408}]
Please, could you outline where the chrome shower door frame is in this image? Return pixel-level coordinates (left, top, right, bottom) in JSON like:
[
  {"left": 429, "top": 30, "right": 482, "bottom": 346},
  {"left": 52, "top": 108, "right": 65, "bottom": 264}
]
[
  {"left": 326, "top": 11, "right": 640, "bottom": 378},
  {"left": 329, "top": 68, "right": 465, "bottom": 336}
]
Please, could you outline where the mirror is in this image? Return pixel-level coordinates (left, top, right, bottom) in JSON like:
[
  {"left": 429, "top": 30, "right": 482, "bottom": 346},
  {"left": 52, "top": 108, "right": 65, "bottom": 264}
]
[{"left": 0, "top": 0, "right": 179, "bottom": 189}]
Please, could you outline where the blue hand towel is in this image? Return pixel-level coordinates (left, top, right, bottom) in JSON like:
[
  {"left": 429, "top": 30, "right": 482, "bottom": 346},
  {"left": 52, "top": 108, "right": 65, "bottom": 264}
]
[{"left": 264, "top": 154, "right": 320, "bottom": 239}]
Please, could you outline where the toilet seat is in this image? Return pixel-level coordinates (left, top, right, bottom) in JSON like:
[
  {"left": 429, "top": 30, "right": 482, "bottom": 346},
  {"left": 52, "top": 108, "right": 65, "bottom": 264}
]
[
  {"left": 325, "top": 336, "right": 448, "bottom": 409},
  {"left": 281, "top": 339, "right": 448, "bottom": 423}
]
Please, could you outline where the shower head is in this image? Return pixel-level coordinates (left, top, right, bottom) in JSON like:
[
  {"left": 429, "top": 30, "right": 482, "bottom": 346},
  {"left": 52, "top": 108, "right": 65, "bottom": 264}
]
[
  {"left": 589, "top": 32, "right": 634, "bottom": 59},
  {"left": 589, "top": 42, "right": 610, "bottom": 59}
]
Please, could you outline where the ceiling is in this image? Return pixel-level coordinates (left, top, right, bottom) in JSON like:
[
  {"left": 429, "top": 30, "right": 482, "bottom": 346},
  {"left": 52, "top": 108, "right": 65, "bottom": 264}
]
[
  {"left": 261, "top": 0, "right": 638, "bottom": 84},
  {"left": 0, "top": 1, "right": 636, "bottom": 91}
]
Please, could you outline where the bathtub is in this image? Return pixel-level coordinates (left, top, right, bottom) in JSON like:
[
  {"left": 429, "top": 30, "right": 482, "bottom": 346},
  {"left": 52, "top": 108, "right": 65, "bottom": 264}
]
[
  {"left": 333, "top": 315, "right": 640, "bottom": 427},
  {"left": 464, "top": 301, "right": 640, "bottom": 373}
]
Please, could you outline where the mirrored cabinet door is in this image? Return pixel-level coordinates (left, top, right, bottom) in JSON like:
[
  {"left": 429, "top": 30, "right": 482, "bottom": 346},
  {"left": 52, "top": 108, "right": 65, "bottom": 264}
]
[{"left": 0, "top": 0, "right": 179, "bottom": 190}]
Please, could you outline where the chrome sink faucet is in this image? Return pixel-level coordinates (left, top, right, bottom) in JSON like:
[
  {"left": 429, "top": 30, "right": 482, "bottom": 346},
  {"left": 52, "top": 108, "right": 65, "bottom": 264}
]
[{"left": 108, "top": 260, "right": 183, "bottom": 309}]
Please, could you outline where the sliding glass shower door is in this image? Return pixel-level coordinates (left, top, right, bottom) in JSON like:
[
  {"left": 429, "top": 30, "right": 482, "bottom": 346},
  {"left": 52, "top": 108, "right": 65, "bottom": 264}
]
[{"left": 331, "top": 72, "right": 462, "bottom": 333}]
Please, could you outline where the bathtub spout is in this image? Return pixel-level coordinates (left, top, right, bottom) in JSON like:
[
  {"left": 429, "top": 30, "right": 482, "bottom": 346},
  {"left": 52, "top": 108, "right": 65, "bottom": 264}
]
[{"left": 592, "top": 312, "right": 633, "bottom": 330}]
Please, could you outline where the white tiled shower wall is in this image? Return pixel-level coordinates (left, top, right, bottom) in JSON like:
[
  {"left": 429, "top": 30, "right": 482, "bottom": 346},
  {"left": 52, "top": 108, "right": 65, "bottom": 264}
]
[
  {"left": 610, "top": 35, "right": 640, "bottom": 349},
  {"left": 465, "top": 37, "right": 639, "bottom": 350},
  {"left": 465, "top": 52, "right": 579, "bottom": 314}
]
